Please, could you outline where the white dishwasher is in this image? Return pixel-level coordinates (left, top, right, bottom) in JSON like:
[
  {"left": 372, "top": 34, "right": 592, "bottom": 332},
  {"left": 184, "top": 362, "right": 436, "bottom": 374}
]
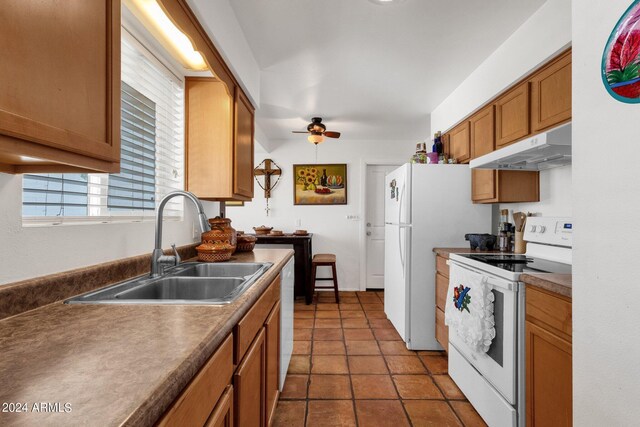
[{"left": 279, "top": 257, "right": 294, "bottom": 390}]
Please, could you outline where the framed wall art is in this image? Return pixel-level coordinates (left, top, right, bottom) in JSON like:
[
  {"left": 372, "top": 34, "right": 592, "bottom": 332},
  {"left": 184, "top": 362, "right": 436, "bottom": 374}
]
[
  {"left": 602, "top": 0, "right": 640, "bottom": 103},
  {"left": 293, "top": 164, "right": 347, "bottom": 205}
]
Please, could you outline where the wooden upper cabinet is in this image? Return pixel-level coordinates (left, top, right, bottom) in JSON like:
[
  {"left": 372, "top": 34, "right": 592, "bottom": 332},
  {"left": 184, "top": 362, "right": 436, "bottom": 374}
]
[
  {"left": 530, "top": 50, "right": 572, "bottom": 132},
  {"left": 185, "top": 79, "right": 254, "bottom": 201},
  {"left": 234, "top": 89, "right": 255, "bottom": 199},
  {"left": 495, "top": 82, "right": 530, "bottom": 148},
  {"left": 470, "top": 105, "right": 495, "bottom": 159},
  {"left": 472, "top": 170, "right": 497, "bottom": 202},
  {"left": 0, "top": 0, "right": 121, "bottom": 174},
  {"left": 449, "top": 121, "right": 471, "bottom": 164}
]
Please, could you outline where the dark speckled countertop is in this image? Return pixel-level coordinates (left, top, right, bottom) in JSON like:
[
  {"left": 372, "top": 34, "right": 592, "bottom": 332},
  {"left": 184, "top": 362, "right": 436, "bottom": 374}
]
[
  {"left": 520, "top": 273, "right": 572, "bottom": 298},
  {"left": 0, "top": 249, "right": 293, "bottom": 427}
]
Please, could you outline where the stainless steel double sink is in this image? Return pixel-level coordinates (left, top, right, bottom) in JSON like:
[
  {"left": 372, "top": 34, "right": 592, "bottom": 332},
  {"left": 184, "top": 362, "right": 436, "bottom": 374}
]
[{"left": 65, "top": 262, "right": 273, "bottom": 305}]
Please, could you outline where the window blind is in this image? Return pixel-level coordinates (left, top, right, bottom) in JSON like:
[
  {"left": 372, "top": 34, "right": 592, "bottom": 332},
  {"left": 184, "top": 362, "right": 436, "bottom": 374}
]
[{"left": 22, "top": 31, "right": 184, "bottom": 225}]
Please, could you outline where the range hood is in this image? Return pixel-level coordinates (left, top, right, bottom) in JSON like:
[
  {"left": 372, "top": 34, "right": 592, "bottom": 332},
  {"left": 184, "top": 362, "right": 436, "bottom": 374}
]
[{"left": 470, "top": 122, "right": 571, "bottom": 171}]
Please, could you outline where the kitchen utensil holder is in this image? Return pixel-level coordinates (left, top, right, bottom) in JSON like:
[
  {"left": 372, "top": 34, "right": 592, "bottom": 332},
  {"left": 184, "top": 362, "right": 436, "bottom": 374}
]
[{"left": 515, "top": 231, "right": 526, "bottom": 254}]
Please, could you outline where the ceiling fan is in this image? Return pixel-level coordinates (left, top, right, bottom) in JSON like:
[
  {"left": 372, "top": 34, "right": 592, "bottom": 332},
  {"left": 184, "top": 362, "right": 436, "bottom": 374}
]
[{"left": 292, "top": 117, "right": 341, "bottom": 145}]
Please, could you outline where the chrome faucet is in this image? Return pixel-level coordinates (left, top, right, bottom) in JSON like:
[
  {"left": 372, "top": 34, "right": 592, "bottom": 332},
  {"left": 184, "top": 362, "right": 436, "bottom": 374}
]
[{"left": 151, "top": 191, "right": 210, "bottom": 277}]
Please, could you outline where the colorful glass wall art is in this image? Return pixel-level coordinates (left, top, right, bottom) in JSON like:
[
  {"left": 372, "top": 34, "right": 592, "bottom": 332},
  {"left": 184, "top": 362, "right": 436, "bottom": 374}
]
[{"left": 602, "top": 0, "right": 640, "bottom": 103}]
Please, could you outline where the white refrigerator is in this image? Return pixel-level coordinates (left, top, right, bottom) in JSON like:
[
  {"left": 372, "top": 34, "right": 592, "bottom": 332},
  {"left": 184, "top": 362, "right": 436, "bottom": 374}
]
[{"left": 384, "top": 164, "right": 491, "bottom": 350}]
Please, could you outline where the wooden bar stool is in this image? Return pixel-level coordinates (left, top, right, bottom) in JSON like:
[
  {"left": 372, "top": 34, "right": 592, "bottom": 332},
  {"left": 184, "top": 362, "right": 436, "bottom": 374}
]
[{"left": 311, "top": 254, "right": 339, "bottom": 303}]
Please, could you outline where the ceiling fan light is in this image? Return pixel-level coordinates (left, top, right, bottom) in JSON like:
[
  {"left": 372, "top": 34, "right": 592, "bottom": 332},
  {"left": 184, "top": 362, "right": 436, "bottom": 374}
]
[{"left": 308, "top": 134, "right": 324, "bottom": 144}]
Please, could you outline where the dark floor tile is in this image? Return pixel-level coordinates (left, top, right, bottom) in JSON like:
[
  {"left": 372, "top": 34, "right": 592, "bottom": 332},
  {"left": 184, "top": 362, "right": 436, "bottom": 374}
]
[
  {"left": 355, "top": 400, "right": 410, "bottom": 427},
  {"left": 314, "top": 318, "right": 342, "bottom": 329},
  {"left": 433, "top": 374, "right": 465, "bottom": 399},
  {"left": 385, "top": 355, "right": 428, "bottom": 374},
  {"left": 344, "top": 328, "right": 375, "bottom": 341},
  {"left": 294, "top": 328, "right": 313, "bottom": 341},
  {"left": 345, "top": 340, "right": 381, "bottom": 355},
  {"left": 351, "top": 374, "right": 398, "bottom": 399},
  {"left": 403, "top": 400, "right": 462, "bottom": 426},
  {"left": 315, "top": 310, "right": 341, "bottom": 318},
  {"left": 378, "top": 340, "right": 415, "bottom": 356},
  {"left": 312, "top": 340, "right": 346, "bottom": 355},
  {"left": 295, "top": 318, "right": 315, "bottom": 329},
  {"left": 272, "top": 400, "right": 306, "bottom": 427},
  {"left": 341, "top": 318, "right": 370, "bottom": 329},
  {"left": 450, "top": 401, "right": 488, "bottom": 427},
  {"left": 420, "top": 354, "right": 448, "bottom": 374},
  {"left": 306, "top": 400, "right": 356, "bottom": 427},
  {"left": 293, "top": 340, "right": 311, "bottom": 355},
  {"left": 348, "top": 355, "right": 389, "bottom": 374},
  {"left": 280, "top": 374, "right": 309, "bottom": 399},
  {"left": 373, "top": 327, "right": 403, "bottom": 341},
  {"left": 393, "top": 375, "right": 444, "bottom": 399},
  {"left": 288, "top": 355, "right": 311, "bottom": 374},
  {"left": 313, "top": 328, "right": 344, "bottom": 341},
  {"left": 308, "top": 374, "right": 352, "bottom": 399},
  {"left": 311, "top": 355, "right": 349, "bottom": 374}
]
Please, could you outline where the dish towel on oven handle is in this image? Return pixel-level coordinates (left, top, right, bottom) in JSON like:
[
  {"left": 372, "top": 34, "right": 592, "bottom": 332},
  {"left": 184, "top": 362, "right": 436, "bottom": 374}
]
[{"left": 444, "top": 265, "right": 496, "bottom": 353}]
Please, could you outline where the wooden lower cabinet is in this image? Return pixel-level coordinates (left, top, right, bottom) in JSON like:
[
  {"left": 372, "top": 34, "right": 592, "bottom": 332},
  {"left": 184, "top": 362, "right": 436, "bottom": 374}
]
[
  {"left": 525, "top": 285, "right": 572, "bottom": 427},
  {"left": 234, "top": 328, "right": 266, "bottom": 427},
  {"left": 159, "top": 274, "right": 282, "bottom": 427},
  {"left": 265, "top": 301, "right": 281, "bottom": 426},
  {"left": 158, "top": 334, "right": 234, "bottom": 427},
  {"left": 206, "top": 385, "right": 234, "bottom": 427},
  {"left": 472, "top": 170, "right": 539, "bottom": 204},
  {"left": 434, "top": 255, "right": 449, "bottom": 351}
]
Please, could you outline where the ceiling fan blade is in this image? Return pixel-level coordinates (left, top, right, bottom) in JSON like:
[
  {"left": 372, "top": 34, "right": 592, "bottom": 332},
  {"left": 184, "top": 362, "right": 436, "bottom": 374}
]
[
  {"left": 324, "top": 131, "right": 341, "bottom": 138},
  {"left": 291, "top": 131, "right": 310, "bottom": 133}
]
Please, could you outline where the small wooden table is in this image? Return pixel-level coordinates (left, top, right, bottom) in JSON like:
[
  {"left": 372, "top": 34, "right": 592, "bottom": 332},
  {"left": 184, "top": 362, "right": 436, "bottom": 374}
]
[{"left": 255, "top": 234, "right": 314, "bottom": 304}]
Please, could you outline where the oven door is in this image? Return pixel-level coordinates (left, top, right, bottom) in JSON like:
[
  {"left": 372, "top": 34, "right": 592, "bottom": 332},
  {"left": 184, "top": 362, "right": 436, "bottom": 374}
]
[{"left": 448, "top": 261, "right": 518, "bottom": 405}]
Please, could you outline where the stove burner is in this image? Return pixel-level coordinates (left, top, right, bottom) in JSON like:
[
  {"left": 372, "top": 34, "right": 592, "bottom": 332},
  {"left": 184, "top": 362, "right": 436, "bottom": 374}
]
[{"left": 470, "top": 255, "right": 532, "bottom": 264}]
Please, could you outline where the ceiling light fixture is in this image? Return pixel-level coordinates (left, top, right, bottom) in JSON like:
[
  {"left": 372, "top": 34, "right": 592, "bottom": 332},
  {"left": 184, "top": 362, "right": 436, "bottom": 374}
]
[
  {"left": 124, "top": 0, "right": 208, "bottom": 70},
  {"left": 308, "top": 133, "right": 325, "bottom": 145}
]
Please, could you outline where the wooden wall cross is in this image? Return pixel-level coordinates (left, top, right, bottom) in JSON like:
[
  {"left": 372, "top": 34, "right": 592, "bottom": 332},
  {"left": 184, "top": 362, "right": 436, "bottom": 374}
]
[{"left": 253, "top": 159, "right": 282, "bottom": 198}]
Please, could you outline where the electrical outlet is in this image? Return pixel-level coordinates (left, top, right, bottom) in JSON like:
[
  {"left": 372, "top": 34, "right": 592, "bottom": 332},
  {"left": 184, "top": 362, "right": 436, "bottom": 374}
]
[
  {"left": 192, "top": 222, "right": 199, "bottom": 239},
  {"left": 295, "top": 219, "right": 302, "bottom": 227}
]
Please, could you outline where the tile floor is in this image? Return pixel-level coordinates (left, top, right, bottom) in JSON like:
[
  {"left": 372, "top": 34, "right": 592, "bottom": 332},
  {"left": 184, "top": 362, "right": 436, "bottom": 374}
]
[{"left": 272, "top": 290, "right": 488, "bottom": 427}]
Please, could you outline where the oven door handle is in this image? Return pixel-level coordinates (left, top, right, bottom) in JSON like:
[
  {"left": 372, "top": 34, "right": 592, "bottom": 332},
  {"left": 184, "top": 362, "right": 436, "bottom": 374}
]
[{"left": 449, "top": 261, "right": 516, "bottom": 291}]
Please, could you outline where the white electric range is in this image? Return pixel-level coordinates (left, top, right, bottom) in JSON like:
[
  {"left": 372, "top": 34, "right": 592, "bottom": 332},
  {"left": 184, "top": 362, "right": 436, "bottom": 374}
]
[{"left": 447, "top": 217, "right": 572, "bottom": 427}]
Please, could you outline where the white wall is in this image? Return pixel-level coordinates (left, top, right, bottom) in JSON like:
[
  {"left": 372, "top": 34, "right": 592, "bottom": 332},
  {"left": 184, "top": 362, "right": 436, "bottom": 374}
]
[
  {"left": 430, "top": 0, "right": 571, "bottom": 133},
  {"left": 187, "top": 0, "right": 261, "bottom": 107},
  {"left": 573, "top": 1, "right": 640, "bottom": 424},
  {"left": 430, "top": 0, "right": 572, "bottom": 219},
  {"left": 226, "top": 140, "right": 415, "bottom": 290},
  {"left": 0, "top": 173, "right": 219, "bottom": 285}
]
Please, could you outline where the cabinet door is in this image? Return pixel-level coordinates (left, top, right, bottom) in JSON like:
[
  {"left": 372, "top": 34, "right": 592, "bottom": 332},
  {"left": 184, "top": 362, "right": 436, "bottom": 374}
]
[
  {"left": 470, "top": 105, "right": 495, "bottom": 159},
  {"left": 265, "top": 301, "right": 281, "bottom": 426},
  {"left": 234, "top": 328, "right": 266, "bottom": 427},
  {"left": 531, "top": 51, "right": 572, "bottom": 132},
  {"left": 435, "top": 308, "right": 448, "bottom": 351},
  {"left": 496, "top": 82, "right": 530, "bottom": 148},
  {"left": 449, "top": 121, "right": 470, "bottom": 164},
  {"left": 472, "top": 169, "right": 496, "bottom": 202},
  {"left": 0, "top": 0, "right": 121, "bottom": 173},
  {"left": 205, "top": 385, "right": 234, "bottom": 427},
  {"left": 526, "top": 321, "right": 572, "bottom": 427},
  {"left": 234, "top": 89, "right": 255, "bottom": 199}
]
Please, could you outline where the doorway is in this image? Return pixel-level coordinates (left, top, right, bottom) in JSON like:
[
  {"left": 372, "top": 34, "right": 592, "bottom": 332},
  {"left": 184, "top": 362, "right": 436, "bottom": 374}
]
[{"left": 364, "top": 164, "right": 401, "bottom": 290}]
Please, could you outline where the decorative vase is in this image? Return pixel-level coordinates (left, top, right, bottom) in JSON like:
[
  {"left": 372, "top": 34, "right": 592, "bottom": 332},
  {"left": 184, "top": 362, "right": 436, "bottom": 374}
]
[{"left": 201, "top": 217, "right": 237, "bottom": 256}]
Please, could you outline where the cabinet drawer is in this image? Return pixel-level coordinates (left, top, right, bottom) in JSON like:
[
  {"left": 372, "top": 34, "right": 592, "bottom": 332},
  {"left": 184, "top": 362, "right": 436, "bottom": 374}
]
[
  {"left": 234, "top": 274, "right": 281, "bottom": 364},
  {"left": 436, "top": 308, "right": 448, "bottom": 351},
  {"left": 158, "top": 334, "right": 233, "bottom": 427},
  {"left": 205, "top": 385, "right": 234, "bottom": 427},
  {"left": 436, "top": 273, "right": 448, "bottom": 311},
  {"left": 525, "top": 286, "right": 572, "bottom": 341},
  {"left": 436, "top": 255, "right": 449, "bottom": 278}
]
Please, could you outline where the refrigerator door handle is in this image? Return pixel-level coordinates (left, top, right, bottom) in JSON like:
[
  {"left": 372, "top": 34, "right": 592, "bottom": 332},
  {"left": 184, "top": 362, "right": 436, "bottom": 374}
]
[
  {"left": 398, "top": 182, "right": 405, "bottom": 225},
  {"left": 399, "top": 226, "right": 404, "bottom": 271}
]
